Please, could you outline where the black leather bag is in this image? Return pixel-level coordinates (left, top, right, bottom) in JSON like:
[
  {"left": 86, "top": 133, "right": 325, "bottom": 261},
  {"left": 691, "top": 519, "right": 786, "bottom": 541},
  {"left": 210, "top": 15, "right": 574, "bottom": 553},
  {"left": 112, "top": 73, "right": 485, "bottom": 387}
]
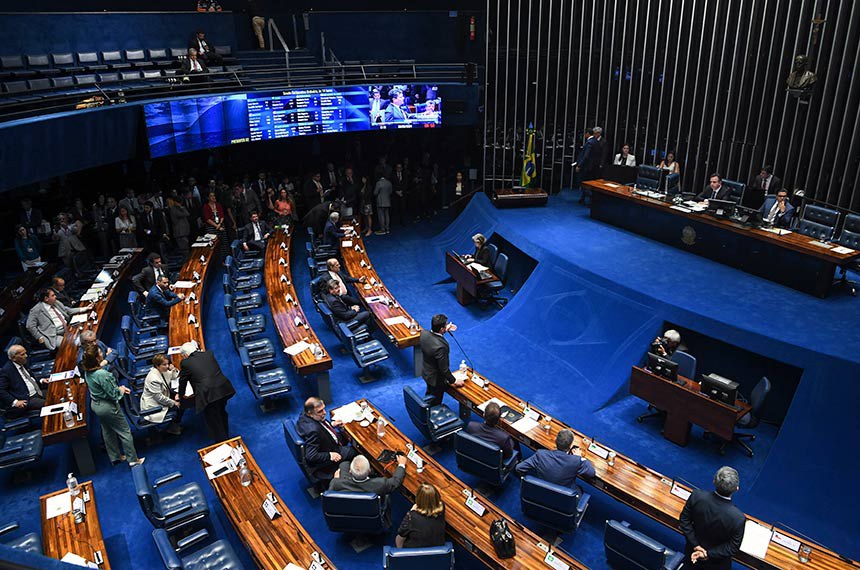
[{"left": 489, "top": 518, "right": 516, "bottom": 558}]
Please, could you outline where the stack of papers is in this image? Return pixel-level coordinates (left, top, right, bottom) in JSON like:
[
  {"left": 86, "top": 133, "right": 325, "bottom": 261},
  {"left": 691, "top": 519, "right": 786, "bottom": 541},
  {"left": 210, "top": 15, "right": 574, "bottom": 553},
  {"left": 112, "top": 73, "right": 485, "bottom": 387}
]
[
  {"left": 50, "top": 370, "right": 78, "bottom": 382},
  {"left": 173, "top": 281, "right": 196, "bottom": 289},
  {"left": 511, "top": 417, "right": 540, "bottom": 434},
  {"left": 60, "top": 552, "right": 98, "bottom": 568},
  {"left": 832, "top": 245, "right": 856, "bottom": 254},
  {"left": 808, "top": 240, "right": 833, "bottom": 249},
  {"left": 70, "top": 314, "right": 88, "bottom": 325},
  {"left": 332, "top": 402, "right": 363, "bottom": 424},
  {"left": 384, "top": 316, "right": 410, "bottom": 327},
  {"left": 45, "top": 492, "right": 72, "bottom": 519},
  {"left": 285, "top": 341, "right": 311, "bottom": 356},
  {"left": 468, "top": 262, "right": 489, "bottom": 272},
  {"left": 202, "top": 443, "right": 238, "bottom": 479},
  {"left": 740, "top": 520, "right": 773, "bottom": 559}
]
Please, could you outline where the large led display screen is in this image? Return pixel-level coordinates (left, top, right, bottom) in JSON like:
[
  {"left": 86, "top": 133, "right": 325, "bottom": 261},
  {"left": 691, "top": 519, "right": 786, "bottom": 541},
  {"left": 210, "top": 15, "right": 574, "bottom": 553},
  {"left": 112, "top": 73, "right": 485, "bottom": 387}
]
[{"left": 144, "top": 85, "right": 442, "bottom": 158}]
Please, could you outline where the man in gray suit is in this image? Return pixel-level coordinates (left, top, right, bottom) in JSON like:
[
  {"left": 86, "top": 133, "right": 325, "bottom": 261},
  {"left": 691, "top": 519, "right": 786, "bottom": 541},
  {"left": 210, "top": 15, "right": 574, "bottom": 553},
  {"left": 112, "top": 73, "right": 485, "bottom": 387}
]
[
  {"left": 374, "top": 174, "right": 393, "bottom": 235},
  {"left": 53, "top": 214, "right": 90, "bottom": 271},
  {"left": 329, "top": 454, "right": 407, "bottom": 527},
  {"left": 26, "top": 288, "right": 93, "bottom": 351}
]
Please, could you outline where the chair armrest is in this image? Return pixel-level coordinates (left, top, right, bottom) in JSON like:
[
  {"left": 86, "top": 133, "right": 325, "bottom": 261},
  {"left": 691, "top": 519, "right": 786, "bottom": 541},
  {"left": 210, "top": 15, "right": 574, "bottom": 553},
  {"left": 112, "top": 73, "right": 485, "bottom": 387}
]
[
  {"left": 153, "top": 471, "right": 183, "bottom": 487},
  {"left": 161, "top": 503, "right": 193, "bottom": 519},
  {"left": 0, "top": 522, "right": 19, "bottom": 536},
  {"left": 0, "top": 445, "right": 24, "bottom": 456},
  {"left": 175, "top": 528, "right": 210, "bottom": 553},
  {"left": 2, "top": 418, "right": 30, "bottom": 433},
  {"left": 139, "top": 405, "right": 163, "bottom": 417},
  {"left": 257, "top": 376, "right": 284, "bottom": 386}
]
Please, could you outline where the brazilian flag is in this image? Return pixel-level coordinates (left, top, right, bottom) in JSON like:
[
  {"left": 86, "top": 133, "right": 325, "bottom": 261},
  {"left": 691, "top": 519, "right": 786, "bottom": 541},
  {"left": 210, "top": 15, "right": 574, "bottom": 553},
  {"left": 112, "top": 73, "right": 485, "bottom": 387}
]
[{"left": 521, "top": 123, "right": 537, "bottom": 188}]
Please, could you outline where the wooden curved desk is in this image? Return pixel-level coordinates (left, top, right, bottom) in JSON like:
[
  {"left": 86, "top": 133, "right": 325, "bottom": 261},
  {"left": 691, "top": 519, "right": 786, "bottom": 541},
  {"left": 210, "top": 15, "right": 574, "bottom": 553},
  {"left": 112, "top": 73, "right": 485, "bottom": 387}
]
[
  {"left": 264, "top": 227, "right": 333, "bottom": 401},
  {"left": 446, "top": 369, "right": 859, "bottom": 570},
  {"left": 198, "top": 436, "right": 336, "bottom": 570},
  {"left": 168, "top": 238, "right": 218, "bottom": 367},
  {"left": 339, "top": 399, "right": 587, "bottom": 570},
  {"left": 337, "top": 224, "right": 422, "bottom": 375},
  {"left": 42, "top": 251, "right": 140, "bottom": 475}
]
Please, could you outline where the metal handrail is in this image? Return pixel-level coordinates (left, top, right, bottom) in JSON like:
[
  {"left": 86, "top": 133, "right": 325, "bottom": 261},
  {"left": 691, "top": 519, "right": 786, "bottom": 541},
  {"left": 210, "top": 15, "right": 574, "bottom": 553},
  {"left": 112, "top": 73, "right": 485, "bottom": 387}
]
[{"left": 267, "top": 17, "right": 291, "bottom": 85}]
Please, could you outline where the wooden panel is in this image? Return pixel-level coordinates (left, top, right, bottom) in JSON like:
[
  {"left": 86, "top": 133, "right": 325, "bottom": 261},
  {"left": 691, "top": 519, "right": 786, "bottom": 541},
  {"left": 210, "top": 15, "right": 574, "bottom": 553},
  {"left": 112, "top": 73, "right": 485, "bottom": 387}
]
[
  {"left": 42, "top": 252, "right": 140, "bottom": 445},
  {"left": 340, "top": 399, "right": 587, "bottom": 570},
  {"left": 197, "top": 436, "right": 336, "bottom": 570},
  {"left": 40, "top": 481, "right": 111, "bottom": 569},
  {"left": 446, "top": 369, "right": 860, "bottom": 570},
  {"left": 168, "top": 239, "right": 218, "bottom": 367},
  {"left": 337, "top": 224, "right": 420, "bottom": 349},
  {"left": 492, "top": 187, "right": 549, "bottom": 208},
  {"left": 445, "top": 251, "right": 497, "bottom": 300},
  {"left": 264, "top": 227, "right": 332, "bottom": 376},
  {"left": 0, "top": 263, "right": 56, "bottom": 335}
]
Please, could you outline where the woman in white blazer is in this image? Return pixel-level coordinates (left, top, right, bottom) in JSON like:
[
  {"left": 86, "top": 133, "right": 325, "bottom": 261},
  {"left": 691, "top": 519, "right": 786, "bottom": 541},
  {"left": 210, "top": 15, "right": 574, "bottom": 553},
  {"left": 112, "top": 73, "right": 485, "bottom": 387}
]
[{"left": 140, "top": 354, "right": 183, "bottom": 435}]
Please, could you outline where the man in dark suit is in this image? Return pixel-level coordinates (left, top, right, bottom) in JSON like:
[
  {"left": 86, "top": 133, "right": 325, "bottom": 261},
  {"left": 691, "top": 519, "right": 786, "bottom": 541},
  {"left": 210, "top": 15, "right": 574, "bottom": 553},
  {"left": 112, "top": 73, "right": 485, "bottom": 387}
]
[
  {"left": 322, "top": 211, "right": 345, "bottom": 248},
  {"left": 133, "top": 253, "right": 168, "bottom": 296},
  {"left": 330, "top": 454, "right": 407, "bottom": 527},
  {"left": 188, "top": 30, "right": 222, "bottom": 66},
  {"left": 745, "top": 165, "right": 782, "bottom": 209},
  {"left": 465, "top": 401, "right": 519, "bottom": 459},
  {"left": 419, "top": 314, "right": 465, "bottom": 406},
  {"left": 322, "top": 258, "right": 365, "bottom": 297},
  {"left": 296, "top": 396, "right": 358, "bottom": 490},
  {"left": 177, "top": 341, "right": 235, "bottom": 441},
  {"left": 0, "top": 345, "right": 47, "bottom": 419},
  {"left": 19, "top": 199, "right": 43, "bottom": 236},
  {"left": 384, "top": 89, "right": 408, "bottom": 122},
  {"left": 145, "top": 275, "right": 185, "bottom": 320},
  {"left": 181, "top": 48, "right": 209, "bottom": 83},
  {"left": 303, "top": 172, "right": 325, "bottom": 210},
  {"left": 241, "top": 211, "right": 272, "bottom": 252},
  {"left": 679, "top": 466, "right": 746, "bottom": 569},
  {"left": 575, "top": 128, "right": 600, "bottom": 204},
  {"left": 322, "top": 163, "right": 340, "bottom": 199},
  {"left": 760, "top": 190, "right": 794, "bottom": 228},
  {"left": 324, "top": 279, "right": 371, "bottom": 325},
  {"left": 234, "top": 184, "right": 261, "bottom": 227},
  {"left": 139, "top": 202, "right": 168, "bottom": 255},
  {"left": 390, "top": 163, "right": 410, "bottom": 226},
  {"left": 697, "top": 174, "right": 732, "bottom": 202},
  {"left": 340, "top": 167, "right": 360, "bottom": 215},
  {"left": 515, "top": 429, "right": 595, "bottom": 497},
  {"left": 51, "top": 276, "right": 75, "bottom": 307}
]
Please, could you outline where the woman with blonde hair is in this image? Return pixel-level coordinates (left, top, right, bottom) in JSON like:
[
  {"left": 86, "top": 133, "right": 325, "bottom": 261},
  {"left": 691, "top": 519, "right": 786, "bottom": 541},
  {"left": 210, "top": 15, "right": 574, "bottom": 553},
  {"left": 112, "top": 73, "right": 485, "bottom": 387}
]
[{"left": 395, "top": 483, "right": 446, "bottom": 548}]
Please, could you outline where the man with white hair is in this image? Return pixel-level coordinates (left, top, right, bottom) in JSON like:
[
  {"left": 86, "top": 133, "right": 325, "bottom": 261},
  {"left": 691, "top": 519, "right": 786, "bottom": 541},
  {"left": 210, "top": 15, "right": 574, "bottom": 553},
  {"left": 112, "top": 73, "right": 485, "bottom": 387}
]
[
  {"left": 651, "top": 329, "right": 682, "bottom": 358},
  {"left": 177, "top": 341, "right": 235, "bottom": 441},
  {"left": 0, "top": 345, "right": 48, "bottom": 419},
  {"left": 680, "top": 466, "right": 745, "bottom": 569},
  {"left": 76, "top": 329, "right": 117, "bottom": 369},
  {"left": 322, "top": 211, "right": 345, "bottom": 247},
  {"left": 329, "top": 453, "right": 408, "bottom": 526}
]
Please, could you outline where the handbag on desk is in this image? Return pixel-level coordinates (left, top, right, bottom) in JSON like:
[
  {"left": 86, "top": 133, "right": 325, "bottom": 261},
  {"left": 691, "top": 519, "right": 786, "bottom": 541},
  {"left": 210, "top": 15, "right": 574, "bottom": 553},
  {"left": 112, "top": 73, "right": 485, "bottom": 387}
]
[{"left": 489, "top": 518, "right": 516, "bottom": 558}]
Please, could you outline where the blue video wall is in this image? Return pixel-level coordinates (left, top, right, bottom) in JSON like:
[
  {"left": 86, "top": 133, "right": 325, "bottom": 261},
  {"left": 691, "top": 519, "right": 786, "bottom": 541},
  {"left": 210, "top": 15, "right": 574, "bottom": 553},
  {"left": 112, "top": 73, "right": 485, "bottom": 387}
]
[{"left": 144, "top": 85, "right": 442, "bottom": 158}]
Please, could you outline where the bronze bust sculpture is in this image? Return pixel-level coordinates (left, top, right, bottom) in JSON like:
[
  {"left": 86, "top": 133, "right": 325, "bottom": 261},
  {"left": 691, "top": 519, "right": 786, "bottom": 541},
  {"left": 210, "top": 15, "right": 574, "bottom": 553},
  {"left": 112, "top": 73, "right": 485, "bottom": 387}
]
[{"left": 786, "top": 54, "right": 817, "bottom": 91}]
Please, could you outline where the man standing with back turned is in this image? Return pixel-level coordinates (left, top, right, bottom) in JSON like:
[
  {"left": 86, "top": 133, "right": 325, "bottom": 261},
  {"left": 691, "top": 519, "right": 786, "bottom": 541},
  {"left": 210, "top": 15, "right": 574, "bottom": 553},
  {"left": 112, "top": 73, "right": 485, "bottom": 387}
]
[
  {"left": 679, "top": 466, "right": 746, "bottom": 569},
  {"left": 419, "top": 314, "right": 465, "bottom": 406}
]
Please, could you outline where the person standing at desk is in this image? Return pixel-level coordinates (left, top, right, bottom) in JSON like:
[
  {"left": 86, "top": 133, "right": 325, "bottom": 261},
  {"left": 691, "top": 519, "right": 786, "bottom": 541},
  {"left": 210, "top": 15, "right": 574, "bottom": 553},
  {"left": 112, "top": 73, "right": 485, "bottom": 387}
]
[
  {"left": 745, "top": 165, "right": 782, "bottom": 210},
  {"left": 697, "top": 174, "right": 732, "bottom": 202},
  {"left": 679, "top": 466, "right": 745, "bottom": 569},
  {"left": 419, "top": 314, "right": 465, "bottom": 406},
  {"left": 760, "top": 190, "right": 794, "bottom": 228},
  {"left": 177, "top": 341, "right": 235, "bottom": 442}
]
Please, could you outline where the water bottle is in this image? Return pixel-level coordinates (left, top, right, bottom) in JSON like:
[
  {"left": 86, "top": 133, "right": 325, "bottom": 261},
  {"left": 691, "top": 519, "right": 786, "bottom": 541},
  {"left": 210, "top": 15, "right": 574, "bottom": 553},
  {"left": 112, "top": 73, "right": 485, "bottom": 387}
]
[
  {"left": 376, "top": 418, "right": 387, "bottom": 439},
  {"left": 63, "top": 409, "right": 76, "bottom": 428},
  {"left": 459, "top": 360, "right": 468, "bottom": 373},
  {"left": 67, "top": 472, "right": 80, "bottom": 497},
  {"left": 239, "top": 460, "right": 252, "bottom": 487}
]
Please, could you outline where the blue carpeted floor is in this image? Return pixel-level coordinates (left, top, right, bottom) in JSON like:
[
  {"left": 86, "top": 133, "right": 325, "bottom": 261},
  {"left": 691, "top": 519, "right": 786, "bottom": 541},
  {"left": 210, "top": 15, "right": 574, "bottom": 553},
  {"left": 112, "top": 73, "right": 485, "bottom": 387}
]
[{"left": 3, "top": 189, "right": 858, "bottom": 569}]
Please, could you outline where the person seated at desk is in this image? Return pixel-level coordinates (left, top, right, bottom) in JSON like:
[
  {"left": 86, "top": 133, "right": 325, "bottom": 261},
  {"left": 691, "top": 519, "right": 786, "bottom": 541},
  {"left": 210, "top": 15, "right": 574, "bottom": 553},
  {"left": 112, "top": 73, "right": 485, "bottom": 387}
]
[
  {"left": 296, "top": 396, "right": 358, "bottom": 491},
  {"left": 330, "top": 454, "right": 407, "bottom": 527},
  {"left": 140, "top": 354, "right": 183, "bottom": 435},
  {"left": 26, "top": 287, "right": 93, "bottom": 351},
  {"left": 515, "top": 429, "right": 595, "bottom": 498},
  {"left": 146, "top": 275, "right": 185, "bottom": 321},
  {"left": 0, "top": 345, "right": 48, "bottom": 420},
  {"left": 760, "top": 189, "right": 794, "bottom": 228},
  {"left": 396, "top": 483, "right": 447, "bottom": 548},
  {"left": 745, "top": 165, "right": 782, "bottom": 210},
  {"left": 76, "top": 330, "right": 117, "bottom": 369},
  {"left": 323, "top": 258, "right": 366, "bottom": 297},
  {"left": 613, "top": 143, "right": 637, "bottom": 166},
  {"left": 658, "top": 150, "right": 680, "bottom": 174},
  {"left": 465, "top": 401, "right": 519, "bottom": 459},
  {"left": 650, "top": 329, "right": 681, "bottom": 358},
  {"left": 181, "top": 48, "right": 208, "bottom": 83},
  {"left": 323, "top": 279, "right": 371, "bottom": 326},
  {"left": 51, "top": 276, "right": 75, "bottom": 307},
  {"left": 463, "top": 233, "right": 492, "bottom": 267},
  {"left": 696, "top": 174, "right": 732, "bottom": 202},
  {"left": 322, "top": 211, "right": 345, "bottom": 248},
  {"left": 133, "top": 253, "right": 169, "bottom": 297},
  {"left": 241, "top": 211, "right": 272, "bottom": 252}
]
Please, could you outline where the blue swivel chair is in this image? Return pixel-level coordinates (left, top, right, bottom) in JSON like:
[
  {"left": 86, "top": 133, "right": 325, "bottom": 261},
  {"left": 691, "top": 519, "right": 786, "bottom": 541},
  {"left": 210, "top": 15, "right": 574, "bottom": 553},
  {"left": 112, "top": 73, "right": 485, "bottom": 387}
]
[
  {"left": 720, "top": 376, "right": 771, "bottom": 457},
  {"left": 722, "top": 179, "right": 746, "bottom": 204},
  {"left": 0, "top": 418, "right": 43, "bottom": 472},
  {"left": 120, "top": 386, "right": 179, "bottom": 436},
  {"left": 238, "top": 346, "right": 291, "bottom": 401},
  {"left": 403, "top": 386, "right": 464, "bottom": 444},
  {"left": 337, "top": 322, "right": 389, "bottom": 381},
  {"left": 230, "top": 240, "right": 264, "bottom": 271},
  {"left": 0, "top": 523, "right": 41, "bottom": 554},
  {"left": 478, "top": 252, "right": 509, "bottom": 308},
  {"left": 454, "top": 431, "right": 519, "bottom": 486},
  {"left": 222, "top": 275, "right": 264, "bottom": 311},
  {"left": 131, "top": 465, "right": 210, "bottom": 535},
  {"left": 834, "top": 212, "right": 860, "bottom": 296},
  {"left": 128, "top": 291, "right": 164, "bottom": 333},
  {"left": 669, "top": 350, "right": 696, "bottom": 381},
  {"left": 321, "top": 491, "right": 387, "bottom": 533},
  {"left": 604, "top": 520, "right": 684, "bottom": 570},
  {"left": 383, "top": 543, "right": 455, "bottom": 569},
  {"left": 152, "top": 528, "right": 243, "bottom": 570},
  {"left": 486, "top": 243, "right": 499, "bottom": 268},
  {"left": 520, "top": 475, "right": 590, "bottom": 535},
  {"left": 121, "top": 315, "right": 168, "bottom": 359},
  {"left": 225, "top": 256, "right": 262, "bottom": 290},
  {"left": 227, "top": 318, "right": 275, "bottom": 368}
]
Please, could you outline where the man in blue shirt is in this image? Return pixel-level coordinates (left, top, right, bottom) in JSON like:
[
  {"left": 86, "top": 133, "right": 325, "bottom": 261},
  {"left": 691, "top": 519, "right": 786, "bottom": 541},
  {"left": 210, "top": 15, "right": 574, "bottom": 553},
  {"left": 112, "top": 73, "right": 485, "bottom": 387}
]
[
  {"left": 515, "top": 429, "right": 595, "bottom": 496},
  {"left": 146, "top": 275, "right": 185, "bottom": 320}
]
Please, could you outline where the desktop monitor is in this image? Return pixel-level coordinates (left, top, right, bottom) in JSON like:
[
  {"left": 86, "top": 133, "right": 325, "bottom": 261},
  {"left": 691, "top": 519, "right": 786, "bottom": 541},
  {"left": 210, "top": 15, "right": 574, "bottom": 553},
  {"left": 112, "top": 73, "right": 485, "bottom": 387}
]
[
  {"left": 646, "top": 352, "right": 679, "bottom": 383},
  {"left": 706, "top": 199, "right": 736, "bottom": 217},
  {"left": 734, "top": 205, "right": 762, "bottom": 227},
  {"left": 700, "top": 373, "right": 739, "bottom": 405}
]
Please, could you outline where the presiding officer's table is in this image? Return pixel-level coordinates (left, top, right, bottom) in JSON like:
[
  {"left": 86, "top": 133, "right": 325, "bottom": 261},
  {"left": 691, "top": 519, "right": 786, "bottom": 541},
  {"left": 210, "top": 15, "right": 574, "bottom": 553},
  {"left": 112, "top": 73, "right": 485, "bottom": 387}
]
[
  {"left": 338, "top": 223, "right": 422, "bottom": 375},
  {"left": 445, "top": 251, "right": 498, "bottom": 306},
  {"left": 585, "top": 179, "right": 860, "bottom": 297},
  {"left": 198, "top": 436, "right": 336, "bottom": 570},
  {"left": 42, "top": 251, "right": 140, "bottom": 475},
  {"left": 446, "top": 368, "right": 860, "bottom": 570},
  {"left": 338, "top": 399, "right": 587, "bottom": 570},
  {"left": 168, "top": 236, "right": 218, "bottom": 367},
  {"left": 40, "top": 480, "right": 110, "bottom": 569},
  {"left": 265, "top": 226, "right": 333, "bottom": 400},
  {"left": 0, "top": 262, "right": 56, "bottom": 335}
]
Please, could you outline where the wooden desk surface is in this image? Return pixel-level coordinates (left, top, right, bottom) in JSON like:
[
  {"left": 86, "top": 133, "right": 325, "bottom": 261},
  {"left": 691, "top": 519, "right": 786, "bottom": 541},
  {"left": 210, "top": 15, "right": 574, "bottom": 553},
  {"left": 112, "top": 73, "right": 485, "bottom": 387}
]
[
  {"left": 264, "top": 227, "right": 332, "bottom": 376},
  {"left": 338, "top": 224, "right": 420, "bottom": 349},
  {"left": 446, "top": 251, "right": 498, "bottom": 286},
  {"left": 584, "top": 179, "right": 860, "bottom": 264},
  {"left": 40, "top": 481, "right": 110, "bottom": 569},
  {"left": 340, "top": 399, "right": 587, "bottom": 570},
  {"left": 42, "top": 252, "right": 140, "bottom": 445},
  {"left": 446, "top": 370, "right": 859, "bottom": 570},
  {"left": 169, "top": 239, "right": 218, "bottom": 367},
  {"left": 197, "top": 436, "right": 336, "bottom": 570},
  {"left": 0, "top": 263, "right": 56, "bottom": 334}
]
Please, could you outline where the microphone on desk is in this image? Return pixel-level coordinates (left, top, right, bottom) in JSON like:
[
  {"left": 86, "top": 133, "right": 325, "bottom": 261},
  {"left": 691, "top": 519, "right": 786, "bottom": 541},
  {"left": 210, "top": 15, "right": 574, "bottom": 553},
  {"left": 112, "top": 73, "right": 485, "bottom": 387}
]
[{"left": 448, "top": 330, "right": 479, "bottom": 378}]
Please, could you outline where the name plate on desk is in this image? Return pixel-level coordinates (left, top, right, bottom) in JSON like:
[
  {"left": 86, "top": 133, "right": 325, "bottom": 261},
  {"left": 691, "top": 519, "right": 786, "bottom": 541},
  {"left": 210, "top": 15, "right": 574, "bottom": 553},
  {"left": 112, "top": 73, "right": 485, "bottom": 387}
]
[
  {"left": 341, "top": 240, "right": 353, "bottom": 247},
  {"left": 771, "top": 531, "right": 801, "bottom": 552},
  {"left": 544, "top": 551, "right": 570, "bottom": 570},
  {"left": 587, "top": 442, "right": 610, "bottom": 460},
  {"left": 262, "top": 498, "right": 280, "bottom": 520},
  {"left": 464, "top": 495, "right": 486, "bottom": 516},
  {"left": 670, "top": 481, "right": 691, "bottom": 501}
]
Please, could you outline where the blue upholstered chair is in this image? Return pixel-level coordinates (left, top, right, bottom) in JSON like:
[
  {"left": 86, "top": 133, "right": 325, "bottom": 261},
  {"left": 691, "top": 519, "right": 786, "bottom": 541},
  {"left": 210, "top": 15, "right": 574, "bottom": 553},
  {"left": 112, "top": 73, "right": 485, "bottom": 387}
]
[
  {"left": 120, "top": 385, "right": 179, "bottom": 435},
  {"left": 636, "top": 165, "right": 679, "bottom": 193},
  {"left": 321, "top": 491, "right": 387, "bottom": 534},
  {"left": 797, "top": 204, "right": 839, "bottom": 241},
  {"left": 454, "top": 431, "right": 519, "bottom": 486},
  {"left": 383, "top": 543, "right": 455, "bottom": 569},
  {"left": 222, "top": 275, "right": 264, "bottom": 311},
  {"left": 225, "top": 256, "right": 262, "bottom": 290},
  {"left": 721, "top": 376, "right": 771, "bottom": 457},
  {"left": 238, "top": 346, "right": 291, "bottom": 401},
  {"left": 0, "top": 417, "right": 43, "bottom": 472},
  {"left": 230, "top": 240, "right": 264, "bottom": 271},
  {"left": 486, "top": 243, "right": 499, "bottom": 268},
  {"left": 604, "top": 520, "right": 683, "bottom": 570},
  {"left": 338, "top": 322, "right": 389, "bottom": 380},
  {"left": 128, "top": 291, "right": 165, "bottom": 333},
  {"left": 318, "top": 303, "right": 371, "bottom": 344},
  {"left": 0, "top": 523, "right": 41, "bottom": 554},
  {"left": 669, "top": 350, "right": 696, "bottom": 381},
  {"left": 125, "top": 49, "right": 153, "bottom": 69},
  {"left": 403, "top": 386, "right": 464, "bottom": 444},
  {"left": 835, "top": 213, "right": 860, "bottom": 296},
  {"left": 131, "top": 465, "right": 210, "bottom": 535},
  {"left": 520, "top": 475, "right": 590, "bottom": 534},
  {"left": 227, "top": 318, "right": 275, "bottom": 368},
  {"left": 722, "top": 179, "right": 746, "bottom": 204},
  {"left": 283, "top": 418, "right": 316, "bottom": 486},
  {"left": 223, "top": 294, "right": 266, "bottom": 336},
  {"left": 121, "top": 315, "right": 168, "bottom": 359},
  {"left": 152, "top": 528, "right": 243, "bottom": 570}
]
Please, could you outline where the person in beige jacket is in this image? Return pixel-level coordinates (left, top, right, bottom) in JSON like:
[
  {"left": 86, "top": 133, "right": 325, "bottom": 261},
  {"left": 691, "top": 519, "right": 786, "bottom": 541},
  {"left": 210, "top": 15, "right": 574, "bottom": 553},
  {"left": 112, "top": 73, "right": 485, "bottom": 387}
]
[{"left": 140, "top": 354, "right": 184, "bottom": 435}]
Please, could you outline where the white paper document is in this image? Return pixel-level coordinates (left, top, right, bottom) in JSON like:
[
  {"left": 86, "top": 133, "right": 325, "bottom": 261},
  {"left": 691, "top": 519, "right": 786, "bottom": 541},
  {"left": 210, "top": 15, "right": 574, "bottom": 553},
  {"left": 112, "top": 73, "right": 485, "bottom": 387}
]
[
  {"left": 173, "top": 281, "right": 196, "bottom": 289},
  {"left": 511, "top": 416, "right": 540, "bottom": 434},
  {"left": 384, "top": 316, "right": 410, "bottom": 327},
  {"left": 341, "top": 240, "right": 353, "bottom": 247},
  {"left": 50, "top": 370, "right": 77, "bottom": 382},
  {"left": 740, "top": 520, "right": 773, "bottom": 559},
  {"left": 670, "top": 205, "right": 692, "bottom": 213},
  {"left": 670, "top": 481, "right": 691, "bottom": 501},
  {"left": 477, "top": 398, "right": 505, "bottom": 412},
  {"left": 46, "top": 492, "right": 72, "bottom": 519},
  {"left": 332, "top": 402, "right": 363, "bottom": 424},
  {"left": 467, "top": 262, "right": 489, "bottom": 272},
  {"left": 285, "top": 341, "right": 311, "bottom": 356},
  {"left": 808, "top": 240, "right": 833, "bottom": 249},
  {"left": 202, "top": 443, "right": 234, "bottom": 466},
  {"left": 41, "top": 402, "right": 70, "bottom": 417},
  {"left": 79, "top": 292, "right": 99, "bottom": 302},
  {"left": 60, "top": 552, "right": 98, "bottom": 568},
  {"left": 760, "top": 227, "right": 792, "bottom": 235},
  {"left": 167, "top": 346, "right": 182, "bottom": 355},
  {"left": 69, "top": 314, "right": 88, "bottom": 325},
  {"left": 205, "top": 459, "right": 237, "bottom": 480},
  {"left": 832, "top": 246, "right": 856, "bottom": 255}
]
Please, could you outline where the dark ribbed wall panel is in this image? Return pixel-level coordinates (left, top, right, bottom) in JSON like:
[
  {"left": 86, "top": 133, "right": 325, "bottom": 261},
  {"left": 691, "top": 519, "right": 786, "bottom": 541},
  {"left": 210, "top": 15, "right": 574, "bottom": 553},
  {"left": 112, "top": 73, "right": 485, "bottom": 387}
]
[{"left": 483, "top": 0, "right": 860, "bottom": 211}]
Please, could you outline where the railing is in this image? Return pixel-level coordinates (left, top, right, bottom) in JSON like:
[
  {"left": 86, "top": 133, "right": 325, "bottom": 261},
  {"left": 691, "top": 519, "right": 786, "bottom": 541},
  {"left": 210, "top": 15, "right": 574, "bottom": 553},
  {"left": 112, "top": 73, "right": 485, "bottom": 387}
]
[
  {"left": 267, "top": 17, "right": 291, "bottom": 85},
  {"left": 328, "top": 49, "right": 345, "bottom": 85}
]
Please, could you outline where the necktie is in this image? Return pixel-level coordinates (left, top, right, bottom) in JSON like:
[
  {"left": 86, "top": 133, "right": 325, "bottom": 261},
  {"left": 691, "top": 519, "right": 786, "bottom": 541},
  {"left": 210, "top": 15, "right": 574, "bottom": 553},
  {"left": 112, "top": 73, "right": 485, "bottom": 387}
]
[
  {"left": 255, "top": 223, "right": 261, "bottom": 240},
  {"left": 321, "top": 420, "right": 339, "bottom": 443},
  {"left": 50, "top": 305, "right": 66, "bottom": 333},
  {"left": 18, "top": 364, "right": 42, "bottom": 397},
  {"left": 712, "top": 189, "right": 718, "bottom": 199},
  {"left": 763, "top": 177, "right": 768, "bottom": 191}
]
